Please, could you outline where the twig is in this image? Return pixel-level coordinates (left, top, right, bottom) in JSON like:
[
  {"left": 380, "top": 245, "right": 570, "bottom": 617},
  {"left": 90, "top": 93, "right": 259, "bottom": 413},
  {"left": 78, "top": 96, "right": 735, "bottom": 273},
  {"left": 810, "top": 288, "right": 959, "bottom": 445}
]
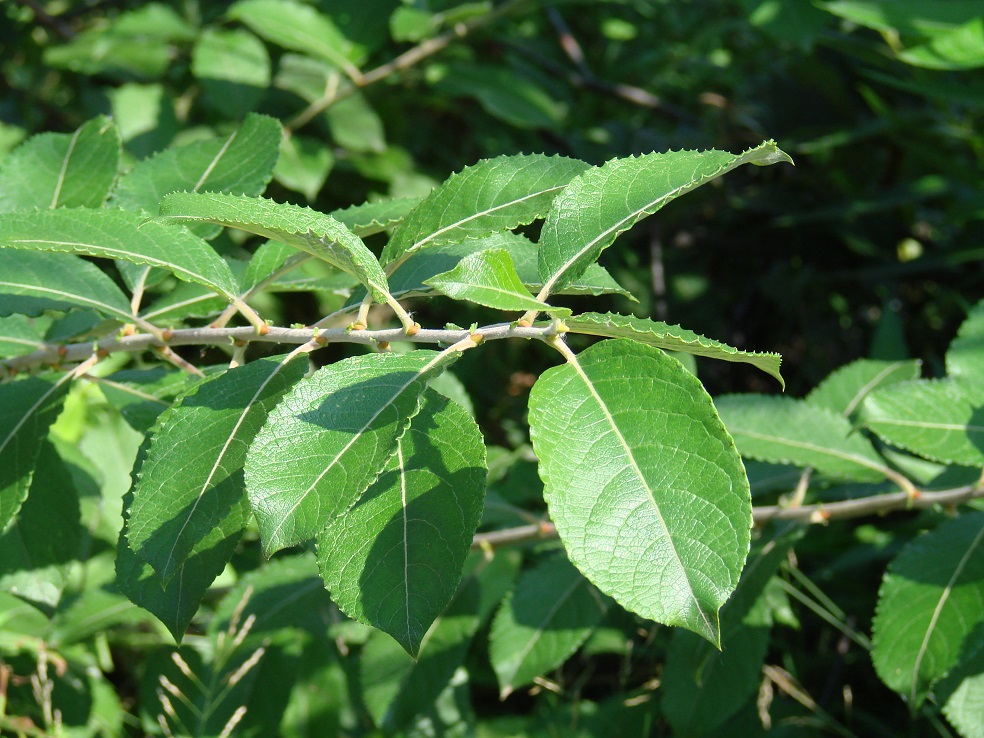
[
  {"left": 14, "top": 0, "right": 75, "bottom": 39},
  {"left": 471, "top": 482, "right": 984, "bottom": 550},
  {"left": 0, "top": 321, "right": 553, "bottom": 375},
  {"left": 285, "top": 0, "right": 530, "bottom": 133}
]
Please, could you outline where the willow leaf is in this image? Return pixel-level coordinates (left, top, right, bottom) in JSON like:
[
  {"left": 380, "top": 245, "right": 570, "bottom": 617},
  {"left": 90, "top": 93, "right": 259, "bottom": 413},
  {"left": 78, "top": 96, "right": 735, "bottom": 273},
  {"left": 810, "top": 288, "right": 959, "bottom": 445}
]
[
  {"left": 807, "top": 358, "right": 922, "bottom": 418},
  {"left": 246, "top": 350, "right": 460, "bottom": 556},
  {"left": 537, "top": 141, "right": 793, "bottom": 296},
  {"left": 715, "top": 395, "right": 890, "bottom": 482},
  {"left": 861, "top": 379, "right": 984, "bottom": 466},
  {"left": 564, "top": 312, "right": 783, "bottom": 386},
  {"left": 128, "top": 355, "right": 308, "bottom": 584},
  {"left": 0, "top": 375, "right": 72, "bottom": 534},
  {"left": 424, "top": 248, "right": 569, "bottom": 317},
  {"left": 160, "top": 191, "right": 390, "bottom": 302},
  {"left": 947, "top": 299, "right": 984, "bottom": 382},
  {"left": 382, "top": 154, "right": 590, "bottom": 265},
  {"left": 330, "top": 197, "right": 422, "bottom": 237},
  {"left": 0, "top": 315, "right": 45, "bottom": 358},
  {"left": 111, "top": 112, "right": 281, "bottom": 215},
  {"left": 872, "top": 512, "right": 984, "bottom": 707},
  {"left": 0, "top": 116, "right": 120, "bottom": 212},
  {"left": 0, "top": 209, "right": 240, "bottom": 301},
  {"left": 528, "top": 339, "right": 751, "bottom": 644},
  {"left": 489, "top": 555, "right": 607, "bottom": 698},
  {"left": 361, "top": 551, "right": 519, "bottom": 732},
  {"left": 316, "top": 391, "right": 486, "bottom": 657}
]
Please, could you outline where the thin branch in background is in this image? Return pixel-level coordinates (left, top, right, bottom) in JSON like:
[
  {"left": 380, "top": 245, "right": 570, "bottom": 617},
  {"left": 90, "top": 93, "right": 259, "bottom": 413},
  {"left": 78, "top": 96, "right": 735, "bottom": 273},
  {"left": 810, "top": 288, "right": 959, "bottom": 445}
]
[
  {"left": 546, "top": 7, "right": 591, "bottom": 77},
  {"left": 13, "top": 0, "right": 75, "bottom": 39}
]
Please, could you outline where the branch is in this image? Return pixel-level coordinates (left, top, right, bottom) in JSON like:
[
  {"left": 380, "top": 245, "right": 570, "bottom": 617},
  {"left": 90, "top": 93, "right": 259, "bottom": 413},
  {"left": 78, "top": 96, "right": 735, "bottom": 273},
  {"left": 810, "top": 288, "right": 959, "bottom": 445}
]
[
  {"left": 471, "top": 482, "right": 984, "bottom": 550},
  {"left": 0, "top": 321, "right": 555, "bottom": 375}
]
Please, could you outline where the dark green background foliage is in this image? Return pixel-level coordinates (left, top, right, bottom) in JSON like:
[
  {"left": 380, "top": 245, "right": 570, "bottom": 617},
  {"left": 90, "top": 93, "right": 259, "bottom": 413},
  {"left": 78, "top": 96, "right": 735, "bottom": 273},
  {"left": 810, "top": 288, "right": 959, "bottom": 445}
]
[{"left": 1, "top": 0, "right": 983, "bottom": 736}]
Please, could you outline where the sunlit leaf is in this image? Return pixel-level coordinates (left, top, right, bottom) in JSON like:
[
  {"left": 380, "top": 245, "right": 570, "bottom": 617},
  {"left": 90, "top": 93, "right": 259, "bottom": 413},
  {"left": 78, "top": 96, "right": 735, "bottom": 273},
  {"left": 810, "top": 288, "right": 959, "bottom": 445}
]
[{"left": 529, "top": 339, "right": 751, "bottom": 644}]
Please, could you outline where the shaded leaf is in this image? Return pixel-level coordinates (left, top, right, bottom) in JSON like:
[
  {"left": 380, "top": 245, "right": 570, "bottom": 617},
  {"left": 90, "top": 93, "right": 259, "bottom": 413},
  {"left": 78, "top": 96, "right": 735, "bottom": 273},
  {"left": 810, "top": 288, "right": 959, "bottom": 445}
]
[
  {"left": 246, "top": 350, "right": 460, "bottom": 556},
  {"left": 537, "top": 141, "right": 793, "bottom": 296},
  {"left": 0, "top": 250, "right": 133, "bottom": 322},
  {"left": 424, "top": 248, "right": 569, "bottom": 316},
  {"left": 317, "top": 391, "right": 486, "bottom": 656},
  {"left": 0, "top": 441, "right": 82, "bottom": 610},
  {"left": 565, "top": 312, "right": 783, "bottom": 386},
  {"left": 0, "top": 375, "right": 71, "bottom": 534},
  {"left": 330, "top": 197, "right": 421, "bottom": 237},
  {"left": 716, "top": 394, "right": 890, "bottom": 482},
  {"left": 382, "top": 154, "right": 590, "bottom": 265},
  {"left": 947, "top": 299, "right": 984, "bottom": 382},
  {"left": 275, "top": 134, "right": 334, "bottom": 201},
  {"left": 528, "top": 339, "right": 751, "bottom": 644},
  {"left": 872, "top": 512, "right": 984, "bottom": 707},
  {"left": 326, "top": 91, "right": 386, "bottom": 153},
  {"left": 192, "top": 29, "right": 271, "bottom": 117},
  {"left": 489, "top": 554, "right": 607, "bottom": 697},
  {"left": 0, "top": 315, "right": 46, "bottom": 357},
  {"left": 0, "top": 116, "right": 120, "bottom": 212},
  {"left": 361, "top": 550, "right": 519, "bottom": 732},
  {"left": 128, "top": 355, "right": 308, "bottom": 583},
  {"left": 160, "top": 191, "right": 390, "bottom": 302},
  {"left": 939, "top": 645, "right": 984, "bottom": 738}
]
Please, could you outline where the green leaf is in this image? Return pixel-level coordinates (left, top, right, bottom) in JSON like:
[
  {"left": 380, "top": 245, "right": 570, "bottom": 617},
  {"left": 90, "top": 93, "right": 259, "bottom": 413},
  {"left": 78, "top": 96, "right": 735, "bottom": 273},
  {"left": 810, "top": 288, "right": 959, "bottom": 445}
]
[
  {"left": 537, "top": 141, "right": 793, "bottom": 296},
  {"left": 564, "top": 312, "right": 783, "bottom": 386},
  {"left": 275, "top": 134, "right": 334, "bottom": 201},
  {"left": 0, "top": 209, "right": 241, "bottom": 302},
  {"left": 872, "top": 512, "right": 984, "bottom": 707},
  {"left": 489, "top": 555, "right": 607, "bottom": 698},
  {"left": 138, "top": 281, "right": 229, "bottom": 325},
  {"left": 0, "top": 116, "right": 120, "bottom": 213},
  {"left": 0, "top": 375, "right": 71, "bottom": 533},
  {"left": 246, "top": 350, "right": 460, "bottom": 556},
  {"left": 316, "top": 391, "right": 486, "bottom": 656},
  {"left": 807, "top": 358, "right": 922, "bottom": 417},
  {"left": 898, "top": 17, "right": 984, "bottom": 70},
  {"left": 229, "top": 0, "right": 367, "bottom": 68},
  {"left": 160, "top": 192, "right": 391, "bottom": 302},
  {"left": 325, "top": 91, "right": 386, "bottom": 153},
  {"left": 117, "top": 468, "right": 240, "bottom": 640},
  {"left": 361, "top": 550, "right": 519, "bottom": 732},
  {"left": 424, "top": 248, "right": 569, "bottom": 317},
  {"left": 95, "top": 368, "right": 205, "bottom": 433},
  {"left": 330, "top": 197, "right": 421, "bottom": 237},
  {"left": 715, "top": 395, "right": 890, "bottom": 482},
  {"left": 528, "top": 339, "right": 751, "bottom": 644},
  {"left": 128, "top": 355, "right": 308, "bottom": 584},
  {"left": 0, "top": 250, "right": 133, "bottom": 322},
  {"left": 861, "top": 379, "right": 984, "bottom": 466},
  {"left": 661, "top": 524, "right": 800, "bottom": 736},
  {"left": 0, "top": 315, "right": 45, "bottom": 358},
  {"left": 0, "top": 441, "right": 82, "bottom": 610},
  {"left": 939, "top": 646, "right": 984, "bottom": 738},
  {"left": 111, "top": 113, "right": 282, "bottom": 216},
  {"left": 431, "top": 63, "right": 566, "bottom": 129},
  {"left": 192, "top": 29, "right": 271, "bottom": 117},
  {"left": 382, "top": 154, "right": 590, "bottom": 265},
  {"left": 947, "top": 299, "right": 984, "bottom": 382}
]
